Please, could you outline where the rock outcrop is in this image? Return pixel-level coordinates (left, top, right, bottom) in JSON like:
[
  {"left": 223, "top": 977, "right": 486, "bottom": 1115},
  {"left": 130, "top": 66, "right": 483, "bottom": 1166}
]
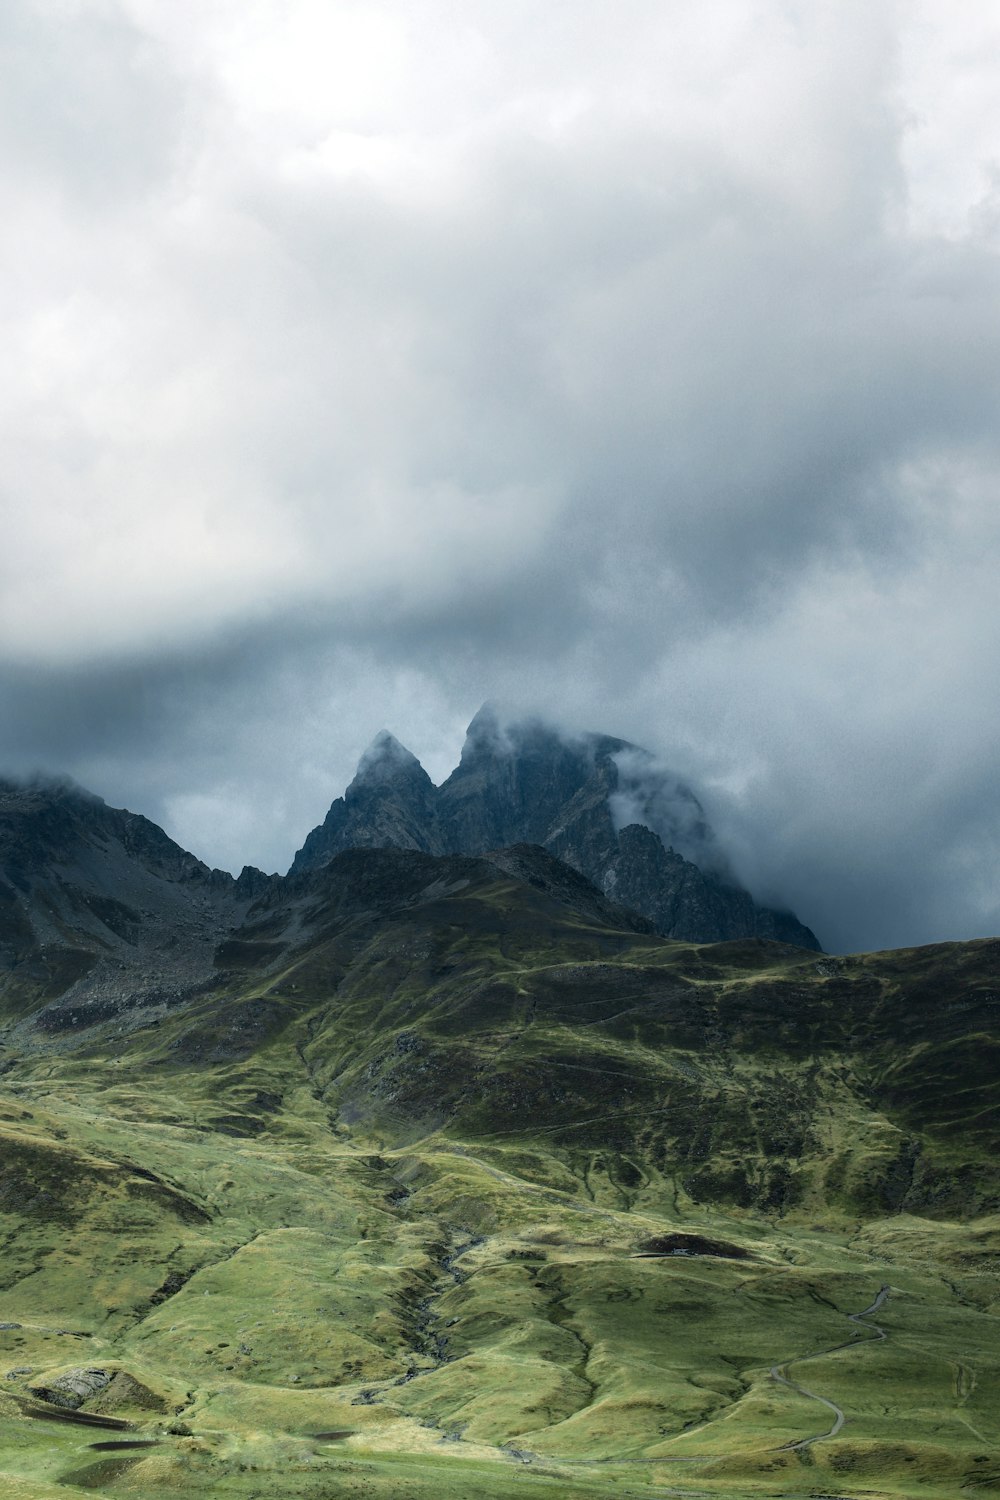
[
  {"left": 0, "top": 777, "right": 275, "bottom": 1031},
  {"left": 290, "top": 707, "right": 821, "bottom": 949},
  {"left": 292, "top": 732, "right": 443, "bottom": 868}
]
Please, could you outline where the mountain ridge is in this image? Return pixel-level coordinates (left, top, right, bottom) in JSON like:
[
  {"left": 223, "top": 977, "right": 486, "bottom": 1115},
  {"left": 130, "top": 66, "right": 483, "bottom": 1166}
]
[
  {"left": 290, "top": 706, "right": 821, "bottom": 950},
  {"left": 0, "top": 776, "right": 653, "bottom": 1042}
]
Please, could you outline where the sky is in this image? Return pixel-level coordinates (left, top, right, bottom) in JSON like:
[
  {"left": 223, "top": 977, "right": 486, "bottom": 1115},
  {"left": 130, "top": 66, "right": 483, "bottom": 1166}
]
[{"left": 2, "top": 0, "right": 999, "bottom": 954}]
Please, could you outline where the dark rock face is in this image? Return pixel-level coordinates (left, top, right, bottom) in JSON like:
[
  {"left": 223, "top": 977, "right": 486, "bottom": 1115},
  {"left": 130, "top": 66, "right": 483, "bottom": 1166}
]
[
  {"left": 435, "top": 705, "right": 630, "bottom": 853},
  {"left": 0, "top": 777, "right": 274, "bottom": 1031},
  {"left": 0, "top": 775, "right": 656, "bottom": 1039},
  {"left": 480, "top": 843, "right": 653, "bottom": 935},
  {"left": 601, "top": 824, "right": 814, "bottom": 946},
  {"left": 292, "top": 731, "right": 444, "bottom": 869},
  {"left": 635, "top": 1232, "right": 752, "bottom": 1259},
  {"left": 290, "top": 708, "right": 821, "bottom": 950}
]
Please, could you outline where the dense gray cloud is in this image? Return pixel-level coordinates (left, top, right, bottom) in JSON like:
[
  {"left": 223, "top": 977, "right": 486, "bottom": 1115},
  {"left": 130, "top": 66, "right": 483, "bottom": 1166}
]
[{"left": 1, "top": 0, "right": 999, "bottom": 952}]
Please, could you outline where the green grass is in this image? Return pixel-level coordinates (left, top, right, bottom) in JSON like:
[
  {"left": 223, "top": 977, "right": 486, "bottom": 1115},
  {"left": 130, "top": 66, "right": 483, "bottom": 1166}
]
[
  {"left": 2, "top": 1070, "right": 998, "bottom": 1498},
  {"left": 2, "top": 872, "right": 999, "bottom": 1496}
]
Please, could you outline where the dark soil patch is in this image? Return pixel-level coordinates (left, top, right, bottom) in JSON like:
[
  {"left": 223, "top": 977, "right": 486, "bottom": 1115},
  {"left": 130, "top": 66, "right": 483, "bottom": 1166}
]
[
  {"left": 22, "top": 1402, "right": 133, "bottom": 1430},
  {"left": 635, "top": 1232, "right": 751, "bottom": 1259},
  {"left": 149, "top": 1267, "right": 195, "bottom": 1307},
  {"left": 58, "top": 1455, "right": 143, "bottom": 1488}
]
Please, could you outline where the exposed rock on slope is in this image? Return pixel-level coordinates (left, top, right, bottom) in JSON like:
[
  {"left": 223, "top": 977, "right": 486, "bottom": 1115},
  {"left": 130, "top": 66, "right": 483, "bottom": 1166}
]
[
  {"left": 290, "top": 706, "right": 820, "bottom": 949},
  {"left": 0, "top": 779, "right": 651, "bottom": 1039},
  {"left": 0, "top": 777, "right": 273, "bottom": 1032},
  {"left": 293, "top": 732, "right": 443, "bottom": 868}
]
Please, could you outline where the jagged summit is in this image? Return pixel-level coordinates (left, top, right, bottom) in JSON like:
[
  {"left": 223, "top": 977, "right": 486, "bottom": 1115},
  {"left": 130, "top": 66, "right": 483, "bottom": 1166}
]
[
  {"left": 459, "top": 699, "right": 504, "bottom": 754},
  {"left": 291, "top": 729, "right": 441, "bottom": 871},
  {"left": 350, "top": 730, "right": 428, "bottom": 791},
  {"left": 289, "top": 706, "right": 821, "bottom": 949}
]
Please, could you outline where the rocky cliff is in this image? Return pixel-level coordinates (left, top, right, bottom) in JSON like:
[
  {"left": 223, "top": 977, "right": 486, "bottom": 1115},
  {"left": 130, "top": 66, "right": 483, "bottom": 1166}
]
[
  {"left": 0, "top": 776, "right": 272, "bottom": 1029},
  {"left": 290, "top": 706, "right": 821, "bottom": 949}
]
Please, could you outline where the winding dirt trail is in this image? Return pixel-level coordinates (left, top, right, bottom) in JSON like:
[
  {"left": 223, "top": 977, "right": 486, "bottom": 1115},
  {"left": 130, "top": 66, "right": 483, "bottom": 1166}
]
[{"left": 770, "top": 1284, "right": 890, "bottom": 1449}]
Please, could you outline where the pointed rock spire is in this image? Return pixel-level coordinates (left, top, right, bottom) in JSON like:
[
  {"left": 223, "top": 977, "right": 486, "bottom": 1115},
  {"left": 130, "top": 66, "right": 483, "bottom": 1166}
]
[
  {"left": 286, "top": 706, "right": 821, "bottom": 947},
  {"left": 458, "top": 701, "right": 508, "bottom": 765},
  {"left": 289, "top": 729, "right": 441, "bottom": 871},
  {"left": 348, "top": 731, "right": 429, "bottom": 794}
]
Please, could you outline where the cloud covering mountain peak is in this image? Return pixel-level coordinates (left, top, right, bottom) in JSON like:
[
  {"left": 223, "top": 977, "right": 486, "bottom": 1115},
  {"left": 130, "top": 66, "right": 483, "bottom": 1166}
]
[{"left": 0, "top": 0, "right": 998, "bottom": 953}]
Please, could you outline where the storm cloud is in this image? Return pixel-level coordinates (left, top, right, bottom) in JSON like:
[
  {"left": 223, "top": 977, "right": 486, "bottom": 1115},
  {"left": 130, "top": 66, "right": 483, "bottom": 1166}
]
[{"left": 2, "top": 0, "right": 999, "bottom": 953}]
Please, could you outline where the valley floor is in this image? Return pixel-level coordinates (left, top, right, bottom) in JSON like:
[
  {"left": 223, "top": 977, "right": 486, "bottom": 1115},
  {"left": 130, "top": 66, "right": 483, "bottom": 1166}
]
[{"left": 2, "top": 1067, "right": 999, "bottom": 1500}]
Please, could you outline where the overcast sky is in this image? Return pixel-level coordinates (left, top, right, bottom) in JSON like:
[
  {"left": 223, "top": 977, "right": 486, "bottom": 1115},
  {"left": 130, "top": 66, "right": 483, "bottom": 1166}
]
[{"left": 2, "top": 0, "right": 999, "bottom": 954}]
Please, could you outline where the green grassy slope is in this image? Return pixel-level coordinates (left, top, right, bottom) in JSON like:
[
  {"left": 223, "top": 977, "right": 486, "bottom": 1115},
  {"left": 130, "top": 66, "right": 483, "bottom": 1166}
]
[{"left": 1, "top": 853, "right": 998, "bottom": 1498}]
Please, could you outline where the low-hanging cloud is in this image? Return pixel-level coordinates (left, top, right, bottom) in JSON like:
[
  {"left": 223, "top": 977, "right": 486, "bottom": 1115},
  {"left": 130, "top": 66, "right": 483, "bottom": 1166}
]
[{"left": 1, "top": 0, "right": 999, "bottom": 953}]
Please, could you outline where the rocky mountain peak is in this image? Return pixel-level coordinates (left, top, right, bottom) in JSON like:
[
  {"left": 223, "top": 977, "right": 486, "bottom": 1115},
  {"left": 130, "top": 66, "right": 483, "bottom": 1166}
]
[
  {"left": 289, "top": 731, "right": 441, "bottom": 872},
  {"left": 348, "top": 731, "right": 430, "bottom": 795},
  {"left": 460, "top": 700, "right": 504, "bottom": 754},
  {"left": 290, "top": 706, "right": 821, "bottom": 949}
]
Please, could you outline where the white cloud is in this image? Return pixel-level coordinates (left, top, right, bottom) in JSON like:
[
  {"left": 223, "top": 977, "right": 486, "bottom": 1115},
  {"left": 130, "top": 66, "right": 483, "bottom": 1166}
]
[
  {"left": 1, "top": 0, "right": 999, "bottom": 948},
  {"left": 897, "top": 0, "right": 1000, "bottom": 237}
]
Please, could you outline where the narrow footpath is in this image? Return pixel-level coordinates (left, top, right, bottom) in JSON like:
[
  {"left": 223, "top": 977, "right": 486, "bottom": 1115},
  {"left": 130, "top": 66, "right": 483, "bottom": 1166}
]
[{"left": 770, "top": 1284, "right": 890, "bottom": 1449}]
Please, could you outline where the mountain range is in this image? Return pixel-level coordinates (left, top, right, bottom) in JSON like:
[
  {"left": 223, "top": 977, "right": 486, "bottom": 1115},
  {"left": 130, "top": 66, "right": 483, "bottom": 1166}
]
[
  {"left": 291, "top": 705, "right": 820, "bottom": 949},
  {"left": 0, "top": 716, "right": 997, "bottom": 1500}
]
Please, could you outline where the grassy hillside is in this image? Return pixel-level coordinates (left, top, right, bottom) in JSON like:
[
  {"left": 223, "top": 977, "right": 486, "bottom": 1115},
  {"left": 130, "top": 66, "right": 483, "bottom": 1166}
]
[{"left": 1, "top": 851, "right": 998, "bottom": 1498}]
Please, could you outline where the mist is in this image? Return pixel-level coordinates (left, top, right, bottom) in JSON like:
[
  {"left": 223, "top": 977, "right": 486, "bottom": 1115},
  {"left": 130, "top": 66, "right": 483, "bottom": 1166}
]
[{"left": 1, "top": 0, "right": 998, "bottom": 954}]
